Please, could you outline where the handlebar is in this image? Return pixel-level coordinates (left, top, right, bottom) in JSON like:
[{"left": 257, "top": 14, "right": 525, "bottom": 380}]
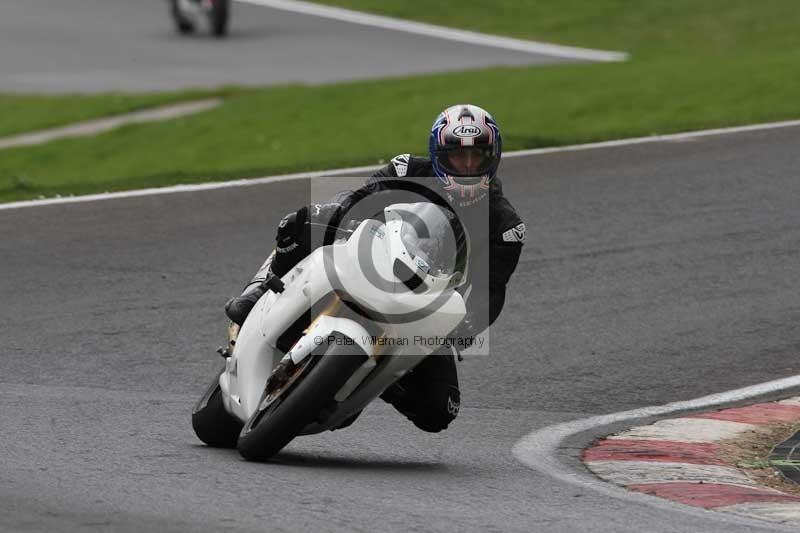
[
  {"left": 259, "top": 272, "right": 285, "bottom": 294},
  {"left": 307, "top": 221, "right": 357, "bottom": 235}
]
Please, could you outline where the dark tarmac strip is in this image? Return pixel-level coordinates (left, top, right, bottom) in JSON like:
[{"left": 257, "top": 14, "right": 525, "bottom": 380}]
[
  {"left": 0, "top": 0, "right": 569, "bottom": 93},
  {"left": 1, "top": 126, "right": 799, "bottom": 531}
]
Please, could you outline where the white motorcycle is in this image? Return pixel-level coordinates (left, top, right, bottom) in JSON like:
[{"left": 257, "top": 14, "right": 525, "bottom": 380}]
[
  {"left": 192, "top": 203, "right": 468, "bottom": 461},
  {"left": 169, "top": 0, "right": 230, "bottom": 37}
]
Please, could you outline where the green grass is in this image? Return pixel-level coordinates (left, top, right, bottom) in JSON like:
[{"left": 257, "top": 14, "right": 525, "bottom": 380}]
[
  {"left": 311, "top": 0, "right": 800, "bottom": 59},
  {"left": 2, "top": 1, "right": 800, "bottom": 202},
  {"left": 0, "top": 90, "right": 219, "bottom": 138}
]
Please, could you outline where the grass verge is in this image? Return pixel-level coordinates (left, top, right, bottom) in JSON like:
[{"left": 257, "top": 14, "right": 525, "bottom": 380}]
[
  {"left": 1, "top": 1, "right": 800, "bottom": 202},
  {"left": 725, "top": 422, "right": 800, "bottom": 498},
  {"left": 309, "top": 0, "right": 800, "bottom": 60}
]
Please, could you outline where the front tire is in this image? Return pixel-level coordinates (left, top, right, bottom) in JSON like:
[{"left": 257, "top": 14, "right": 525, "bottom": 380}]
[
  {"left": 237, "top": 334, "right": 368, "bottom": 462},
  {"left": 169, "top": 0, "right": 196, "bottom": 34},
  {"left": 192, "top": 368, "right": 243, "bottom": 448}
]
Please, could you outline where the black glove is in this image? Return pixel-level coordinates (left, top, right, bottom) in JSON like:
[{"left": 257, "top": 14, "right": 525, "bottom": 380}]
[{"left": 273, "top": 202, "right": 345, "bottom": 276}]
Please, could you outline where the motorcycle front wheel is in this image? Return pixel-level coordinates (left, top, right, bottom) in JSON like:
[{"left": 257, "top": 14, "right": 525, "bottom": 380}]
[
  {"left": 192, "top": 367, "right": 243, "bottom": 448},
  {"left": 169, "top": 0, "right": 195, "bottom": 34},
  {"left": 236, "top": 333, "right": 368, "bottom": 462}
]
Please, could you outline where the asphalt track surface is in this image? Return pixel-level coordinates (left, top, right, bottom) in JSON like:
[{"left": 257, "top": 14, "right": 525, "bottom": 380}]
[
  {"left": 0, "top": 0, "right": 566, "bottom": 93},
  {"left": 2, "top": 125, "right": 799, "bottom": 531}
]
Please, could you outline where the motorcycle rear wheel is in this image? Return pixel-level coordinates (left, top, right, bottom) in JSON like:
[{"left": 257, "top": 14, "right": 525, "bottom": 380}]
[
  {"left": 209, "top": 0, "right": 230, "bottom": 37},
  {"left": 237, "top": 333, "right": 368, "bottom": 461},
  {"left": 192, "top": 367, "right": 243, "bottom": 448}
]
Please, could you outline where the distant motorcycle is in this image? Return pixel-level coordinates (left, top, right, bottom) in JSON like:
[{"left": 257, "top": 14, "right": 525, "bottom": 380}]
[
  {"left": 169, "top": 0, "right": 230, "bottom": 37},
  {"left": 192, "top": 203, "right": 468, "bottom": 461}
]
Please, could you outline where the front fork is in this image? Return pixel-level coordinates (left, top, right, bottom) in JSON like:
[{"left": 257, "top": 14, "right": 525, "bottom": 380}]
[
  {"left": 281, "top": 315, "right": 378, "bottom": 402},
  {"left": 217, "top": 321, "right": 240, "bottom": 359}
]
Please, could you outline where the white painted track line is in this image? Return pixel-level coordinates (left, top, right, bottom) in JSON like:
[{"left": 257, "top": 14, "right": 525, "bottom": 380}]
[
  {"left": 502, "top": 118, "right": 800, "bottom": 158},
  {"left": 0, "top": 99, "right": 221, "bottom": 150},
  {"left": 4, "top": 118, "right": 800, "bottom": 212},
  {"left": 512, "top": 374, "right": 800, "bottom": 530},
  {"left": 234, "top": 0, "right": 628, "bottom": 62},
  {"left": 0, "top": 164, "right": 379, "bottom": 211},
  {"left": 723, "top": 502, "right": 800, "bottom": 523},
  {"left": 606, "top": 418, "right": 757, "bottom": 443},
  {"left": 584, "top": 461, "right": 759, "bottom": 487}
]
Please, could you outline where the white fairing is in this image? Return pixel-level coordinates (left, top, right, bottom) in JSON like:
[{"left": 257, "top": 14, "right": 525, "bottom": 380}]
[
  {"left": 219, "top": 203, "right": 467, "bottom": 431},
  {"left": 177, "top": 0, "right": 203, "bottom": 21}
]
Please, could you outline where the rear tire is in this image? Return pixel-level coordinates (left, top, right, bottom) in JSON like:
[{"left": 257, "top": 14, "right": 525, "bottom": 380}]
[
  {"left": 236, "top": 333, "right": 368, "bottom": 461},
  {"left": 192, "top": 368, "right": 243, "bottom": 448}
]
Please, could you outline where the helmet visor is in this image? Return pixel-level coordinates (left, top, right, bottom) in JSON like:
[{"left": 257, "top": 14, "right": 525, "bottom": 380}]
[{"left": 434, "top": 146, "right": 498, "bottom": 178}]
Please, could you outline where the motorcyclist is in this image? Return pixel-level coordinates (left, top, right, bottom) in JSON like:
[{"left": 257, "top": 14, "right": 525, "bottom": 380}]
[{"left": 225, "top": 104, "right": 524, "bottom": 433}]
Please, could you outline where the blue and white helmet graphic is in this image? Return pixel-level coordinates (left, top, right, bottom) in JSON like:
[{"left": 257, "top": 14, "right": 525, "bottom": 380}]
[{"left": 429, "top": 104, "right": 502, "bottom": 206}]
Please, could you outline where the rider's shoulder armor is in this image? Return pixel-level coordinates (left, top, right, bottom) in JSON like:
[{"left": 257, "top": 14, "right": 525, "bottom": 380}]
[{"left": 372, "top": 154, "right": 434, "bottom": 179}]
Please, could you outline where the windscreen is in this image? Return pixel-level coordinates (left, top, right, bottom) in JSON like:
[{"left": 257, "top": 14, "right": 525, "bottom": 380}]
[{"left": 397, "top": 203, "right": 467, "bottom": 279}]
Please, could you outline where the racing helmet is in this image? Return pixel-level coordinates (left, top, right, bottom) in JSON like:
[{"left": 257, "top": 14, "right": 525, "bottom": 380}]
[{"left": 429, "top": 104, "right": 502, "bottom": 206}]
